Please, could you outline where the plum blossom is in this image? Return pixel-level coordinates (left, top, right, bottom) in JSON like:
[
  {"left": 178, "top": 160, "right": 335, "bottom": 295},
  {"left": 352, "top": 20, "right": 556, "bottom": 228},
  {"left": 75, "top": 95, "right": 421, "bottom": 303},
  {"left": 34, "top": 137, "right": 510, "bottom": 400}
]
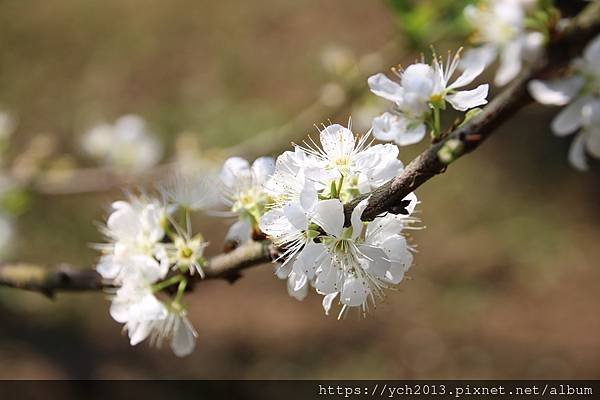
[
  {"left": 312, "top": 198, "right": 416, "bottom": 316},
  {"left": 220, "top": 156, "right": 275, "bottom": 244},
  {"left": 96, "top": 196, "right": 169, "bottom": 284},
  {"left": 109, "top": 282, "right": 197, "bottom": 357},
  {"left": 80, "top": 114, "right": 163, "bottom": 171},
  {"left": 368, "top": 49, "right": 488, "bottom": 145},
  {"left": 528, "top": 34, "right": 600, "bottom": 170},
  {"left": 95, "top": 194, "right": 202, "bottom": 356},
  {"left": 461, "top": 0, "right": 545, "bottom": 86},
  {"left": 260, "top": 124, "right": 418, "bottom": 315}
]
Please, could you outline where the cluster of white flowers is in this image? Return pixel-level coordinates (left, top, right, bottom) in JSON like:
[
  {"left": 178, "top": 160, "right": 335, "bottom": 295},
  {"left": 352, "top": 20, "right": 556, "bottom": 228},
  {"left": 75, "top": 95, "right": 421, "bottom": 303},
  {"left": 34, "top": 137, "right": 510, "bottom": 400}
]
[
  {"left": 528, "top": 34, "right": 600, "bottom": 170},
  {"left": 368, "top": 49, "right": 489, "bottom": 146},
  {"left": 461, "top": 0, "right": 547, "bottom": 86},
  {"left": 87, "top": 1, "right": 600, "bottom": 357},
  {"left": 81, "top": 114, "right": 163, "bottom": 171},
  {"left": 95, "top": 193, "right": 209, "bottom": 357},
  {"left": 258, "top": 123, "right": 418, "bottom": 316}
]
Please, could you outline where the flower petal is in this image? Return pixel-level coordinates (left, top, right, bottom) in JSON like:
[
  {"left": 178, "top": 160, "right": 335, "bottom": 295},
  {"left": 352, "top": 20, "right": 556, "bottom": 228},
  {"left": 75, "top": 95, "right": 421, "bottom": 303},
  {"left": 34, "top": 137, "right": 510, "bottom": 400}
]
[
  {"left": 584, "top": 34, "right": 600, "bottom": 66},
  {"left": 459, "top": 45, "right": 497, "bottom": 71},
  {"left": 219, "top": 157, "right": 250, "bottom": 188},
  {"left": 351, "top": 198, "right": 369, "bottom": 240},
  {"left": 340, "top": 276, "right": 370, "bottom": 307},
  {"left": 447, "top": 84, "right": 489, "bottom": 111},
  {"left": 568, "top": 132, "right": 588, "bottom": 171},
  {"left": 527, "top": 77, "right": 584, "bottom": 106},
  {"left": 551, "top": 95, "right": 590, "bottom": 136},
  {"left": 283, "top": 202, "right": 308, "bottom": 231},
  {"left": 226, "top": 219, "right": 252, "bottom": 244},
  {"left": 251, "top": 157, "right": 275, "bottom": 185},
  {"left": 496, "top": 39, "right": 523, "bottom": 86},
  {"left": 372, "top": 113, "right": 426, "bottom": 146},
  {"left": 313, "top": 199, "right": 344, "bottom": 238},
  {"left": 320, "top": 124, "right": 355, "bottom": 158},
  {"left": 367, "top": 73, "right": 404, "bottom": 102},
  {"left": 171, "top": 317, "right": 197, "bottom": 357},
  {"left": 322, "top": 292, "right": 338, "bottom": 315},
  {"left": 449, "top": 59, "right": 485, "bottom": 90}
]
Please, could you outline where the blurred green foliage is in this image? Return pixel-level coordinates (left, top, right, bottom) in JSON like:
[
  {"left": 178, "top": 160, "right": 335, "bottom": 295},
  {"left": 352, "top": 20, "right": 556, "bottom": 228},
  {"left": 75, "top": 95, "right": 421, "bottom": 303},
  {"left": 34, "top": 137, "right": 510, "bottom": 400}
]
[{"left": 387, "top": 0, "right": 476, "bottom": 49}]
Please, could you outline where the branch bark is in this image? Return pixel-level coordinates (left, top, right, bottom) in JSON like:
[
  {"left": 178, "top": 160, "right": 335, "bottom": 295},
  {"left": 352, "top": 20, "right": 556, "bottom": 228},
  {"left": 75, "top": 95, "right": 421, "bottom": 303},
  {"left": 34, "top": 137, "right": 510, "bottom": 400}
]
[
  {"left": 1, "top": 2, "right": 598, "bottom": 297},
  {"left": 0, "top": 240, "right": 272, "bottom": 297}
]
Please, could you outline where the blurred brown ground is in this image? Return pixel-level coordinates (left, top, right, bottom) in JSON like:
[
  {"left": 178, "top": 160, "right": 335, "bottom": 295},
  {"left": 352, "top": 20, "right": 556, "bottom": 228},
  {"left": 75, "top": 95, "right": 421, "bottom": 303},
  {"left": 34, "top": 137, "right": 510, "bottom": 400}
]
[{"left": 0, "top": 0, "right": 599, "bottom": 379}]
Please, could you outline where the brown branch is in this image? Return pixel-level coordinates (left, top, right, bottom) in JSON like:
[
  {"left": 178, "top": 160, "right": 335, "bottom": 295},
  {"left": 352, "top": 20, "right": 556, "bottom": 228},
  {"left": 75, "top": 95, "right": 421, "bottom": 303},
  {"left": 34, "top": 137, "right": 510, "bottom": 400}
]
[
  {"left": 1, "top": 2, "right": 598, "bottom": 296},
  {"left": 0, "top": 240, "right": 272, "bottom": 297}
]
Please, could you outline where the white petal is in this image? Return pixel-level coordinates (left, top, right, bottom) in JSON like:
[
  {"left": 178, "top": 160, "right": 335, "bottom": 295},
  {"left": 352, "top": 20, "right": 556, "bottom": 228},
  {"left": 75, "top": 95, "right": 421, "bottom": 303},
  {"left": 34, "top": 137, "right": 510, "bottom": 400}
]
[
  {"left": 293, "top": 241, "right": 325, "bottom": 280},
  {"left": 171, "top": 317, "right": 197, "bottom": 357},
  {"left": 584, "top": 129, "right": 600, "bottom": 159},
  {"left": 527, "top": 77, "right": 584, "bottom": 106},
  {"left": 403, "top": 192, "right": 418, "bottom": 216},
  {"left": 371, "top": 113, "right": 426, "bottom": 146},
  {"left": 299, "top": 180, "right": 318, "bottom": 212},
  {"left": 109, "top": 300, "right": 130, "bottom": 323},
  {"left": 449, "top": 60, "right": 485, "bottom": 90},
  {"left": 322, "top": 292, "right": 338, "bottom": 315},
  {"left": 372, "top": 113, "right": 404, "bottom": 142},
  {"left": 401, "top": 63, "right": 435, "bottom": 97},
  {"left": 340, "top": 276, "right": 370, "bottom": 307},
  {"left": 287, "top": 272, "right": 309, "bottom": 301},
  {"left": 496, "top": 40, "right": 523, "bottom": 86},
  {"left": 275, "top": 261, "right": 292, "bottom": 279},
  {"left": 320, "top": 124, "right": 355, "bottom": 158},
  {"left": 447, "top": 84, "right": 489, "bottom": 111},
  {"left": 359, "top": 245, "right": 391, "bottom": 280},
  {"left": 226, "top": 219, "right": 252, "bottom": 244},
  {"left": 459, "top": 45, "right": 497, "bottom": 71},
  {"left": 283, "top": 203, "right": 308, "bottom": 231},
  {"left": 367, "top": 73, "right": 404, "bottom": 102},
  {"left": 315, "top": 259, "right": 342, "bottom": 295},
  {"left": 313, "top": 199, "right": 344, "bottom": 238},
  {"left": 386, "top": 258, "right": 411, "bottom": 284},
  {"left": 551, "top": 96, "right": 590, "bottom": 136},
  {"left": 351, "top": 198, "right": 369, "bottom": 240},
  {"left": 584, "top": 34, "right": 600, "bottom": 66},
  {"left": 251, "top": 157, "right": 275, "bottom": 184},
  {"left": 129, "top": 321, "right": 152, "bottom": 346},
  {"left": 287, "top": 271, "right": 308, "bottom": 300},
  {"left": 220, "top": 157, "right": 250, "bottom": 188},
  {"left": 96, "top": 254, "right": 120, "bottom": 279},
  {"left": 568, "top": 132, "right": 588, "bottom": 171}
]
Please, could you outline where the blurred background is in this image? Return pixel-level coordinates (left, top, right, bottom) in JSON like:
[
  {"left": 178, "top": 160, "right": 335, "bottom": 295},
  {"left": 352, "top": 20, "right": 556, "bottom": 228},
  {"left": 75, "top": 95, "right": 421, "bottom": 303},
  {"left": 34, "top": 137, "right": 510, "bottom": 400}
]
[{"left": 0, "top": 0, "right": 599, "bottom": 380}]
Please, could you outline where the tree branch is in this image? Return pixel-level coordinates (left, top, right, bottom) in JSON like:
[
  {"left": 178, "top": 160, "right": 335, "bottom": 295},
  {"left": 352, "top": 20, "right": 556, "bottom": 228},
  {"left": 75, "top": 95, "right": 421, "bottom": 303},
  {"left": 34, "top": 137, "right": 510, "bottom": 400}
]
[
  {"left": 1, "top": 2, "right": 598, "bottom": 297},
  {"left": 344, "top": 1, "right": 600, "bottom": 223},
  {"left": 0, "top": 240, "right": 272, "bottom": 297}
]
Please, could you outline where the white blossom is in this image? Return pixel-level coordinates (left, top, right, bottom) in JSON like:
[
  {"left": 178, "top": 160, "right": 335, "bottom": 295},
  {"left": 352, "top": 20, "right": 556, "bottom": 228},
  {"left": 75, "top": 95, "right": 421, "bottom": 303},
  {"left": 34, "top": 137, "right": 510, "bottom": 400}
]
[
  {"left": 96, "top": 194, "right": 202, "bottom": 356},
  {"left": 299, "top": 123, "right": 404, "bottom": 195},
  {"left": 528, "top": 34, "right": 600, "bottom": 170},
  {"left": 81, "top": 115, "right": 163, "bottom": 171},
  {"left": 96, "top": 196, "right": 169, "bottom": 284},
  {"left": 461, "top": 0, "right": 545, "bottom": 86},
  {"left": 109, "top": 283, "right": 197, "bottom": 357},
  {"left": 259, "top": 125, "right": 418, "bottom": 315},
  {"left": 161, "top": 168, "right": 218, "bottom": 211},
  {"left": 368, "top": 50, "right": 488, "bottom": 145},
  {"left": 220, "top": 156, "right": 275, "bottom": 243}
]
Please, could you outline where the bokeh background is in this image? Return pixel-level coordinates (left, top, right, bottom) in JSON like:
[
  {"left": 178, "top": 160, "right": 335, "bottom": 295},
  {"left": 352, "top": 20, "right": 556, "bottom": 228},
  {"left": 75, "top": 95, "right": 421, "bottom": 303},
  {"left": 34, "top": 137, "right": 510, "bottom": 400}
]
[{"left": 0, "top": 0, "right": 599, "bottom": 379}]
